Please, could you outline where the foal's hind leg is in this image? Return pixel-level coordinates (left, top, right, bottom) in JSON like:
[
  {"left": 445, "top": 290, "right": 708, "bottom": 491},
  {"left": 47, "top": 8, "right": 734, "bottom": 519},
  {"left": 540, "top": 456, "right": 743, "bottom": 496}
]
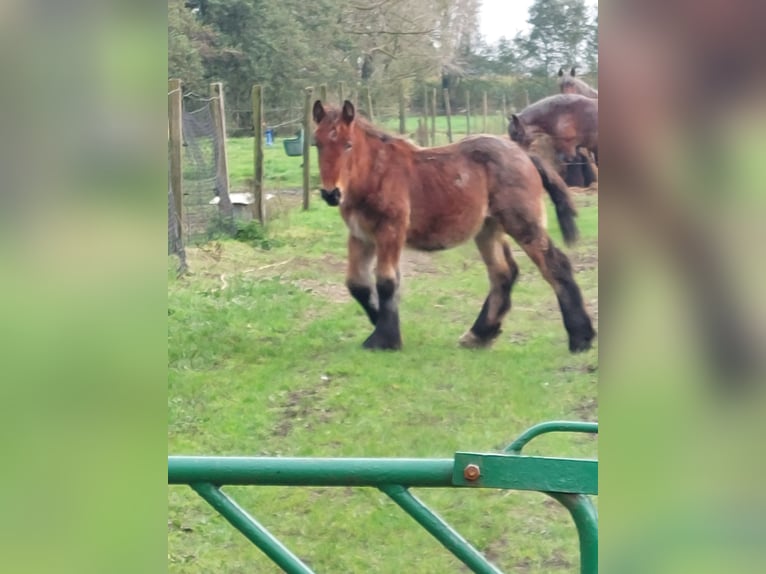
[
  {"left": 346, "top": 235, "right": 379, "bottom": 326},
  {"left": 459, "top": 220, "right": 519, "bottom": 349},
  {"left": 518, "top": 235, "right": 596, "bottom": 352}
]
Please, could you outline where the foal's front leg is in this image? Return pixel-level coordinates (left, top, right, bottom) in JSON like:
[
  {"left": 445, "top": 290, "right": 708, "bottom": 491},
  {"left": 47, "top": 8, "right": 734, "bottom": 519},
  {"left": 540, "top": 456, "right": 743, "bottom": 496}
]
[
  {"left": 362, "top": 231, "right": 403, "bottom": 350},
  {"left": 346, "top": 235, "right": 378, "bottom": 326}
]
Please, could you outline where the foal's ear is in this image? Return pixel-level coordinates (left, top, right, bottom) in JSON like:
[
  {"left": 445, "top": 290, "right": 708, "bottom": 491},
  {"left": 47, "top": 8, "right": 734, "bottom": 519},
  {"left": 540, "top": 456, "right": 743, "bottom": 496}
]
[
  {"left": 312, "top": 100, "right": 325, "bottom": 124},
  {"left": 558, "top": 67, "right": 564, "bottom": 77},
  {"left": 570, "top": 66, "right": 577, "bottom": 77},
  {"left": 341, "top": 100, "right": 355, "bottom": 124},
  {"left": 510, "top": 114, "right": 523, "bottom": 129}
]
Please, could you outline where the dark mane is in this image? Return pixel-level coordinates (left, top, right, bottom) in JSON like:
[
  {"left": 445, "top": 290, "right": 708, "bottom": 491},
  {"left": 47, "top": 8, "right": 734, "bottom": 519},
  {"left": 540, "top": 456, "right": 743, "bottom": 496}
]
[
  {"left": 353, "top": 114, "right": 404, "bottom": 145},
  {"left": 322, "top": 104, "right": 411, "bottom": 146}
]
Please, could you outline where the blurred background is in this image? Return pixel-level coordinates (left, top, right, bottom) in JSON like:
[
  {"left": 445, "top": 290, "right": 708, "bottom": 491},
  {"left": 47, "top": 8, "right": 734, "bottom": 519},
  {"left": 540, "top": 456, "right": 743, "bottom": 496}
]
[{"left": 0, "top": 0, "right": 764, "bottom": 572}]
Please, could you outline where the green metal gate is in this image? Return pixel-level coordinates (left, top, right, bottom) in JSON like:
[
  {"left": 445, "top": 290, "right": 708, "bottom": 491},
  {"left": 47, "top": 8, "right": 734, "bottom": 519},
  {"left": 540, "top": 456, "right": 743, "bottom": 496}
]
[{"left": 168, "top": 420, "right": 597, "bottom": 573}]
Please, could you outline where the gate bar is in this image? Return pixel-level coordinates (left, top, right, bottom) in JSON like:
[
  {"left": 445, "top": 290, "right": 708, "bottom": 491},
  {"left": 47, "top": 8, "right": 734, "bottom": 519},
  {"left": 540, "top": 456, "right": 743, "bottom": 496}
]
[
  {"left": 170, "top": 456, "right": 455, "bottom": 486},
  {"left": 504, "top": 421, "right": 598, "bottom": 454},
  {"left": 191, "top": 481, "right": 315, "bottom": 574},
  {"left": 549, "top": 492, "right": 599, "bottom": 574},
  {"left": 170, "top": 421, "right": 597, "bottom": 573},
  {"left": 381, "top": 484, "right": 504, "bottom": 574}
]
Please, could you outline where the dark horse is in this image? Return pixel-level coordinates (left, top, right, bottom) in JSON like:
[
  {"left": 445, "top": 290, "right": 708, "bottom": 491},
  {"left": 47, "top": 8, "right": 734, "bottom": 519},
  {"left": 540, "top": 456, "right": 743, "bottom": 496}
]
[
  {"left": 509, "top": 94, "right": 598, "bottom": 187},
  {"left": 558, "top": 67, "right": 598, "bottom": 99},
  {"left": 313, "top": 100, "right": 595, "bottom": 352}
]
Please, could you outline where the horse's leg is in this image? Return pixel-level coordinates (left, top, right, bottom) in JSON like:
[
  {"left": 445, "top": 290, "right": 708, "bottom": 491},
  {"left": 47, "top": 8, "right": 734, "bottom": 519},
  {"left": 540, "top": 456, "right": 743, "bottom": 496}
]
[
  {"left": 459, "top": 220, "right": 519, "bottom": 348},
  {"left": 558, "top": 143, "right": 584, "bottom": 187},
  {"left": 565, "top": 156, "right": 585, "bottom": 187},
  {"left": 362, "top": 229, "right": 404, "bottom": 350},
  {"left": 578, "top": 148, "right": 596, "bottom": 187},
  {"left": 517, "top": 234, "right": 595, "bottom": 352},
  {"left": 346, "top": 235, "right": 378, "bottom": 326}
]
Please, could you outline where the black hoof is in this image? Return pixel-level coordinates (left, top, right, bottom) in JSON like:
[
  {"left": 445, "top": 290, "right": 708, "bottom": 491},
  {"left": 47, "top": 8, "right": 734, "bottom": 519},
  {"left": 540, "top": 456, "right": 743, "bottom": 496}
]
[
  {"left": 362, "top": 331, "right": 402, "bottom": 351},
  {"left": 458, "top": 330, "right": 499, "bottom": 349},
  {"left": 569, "top": 330, "right": 596, "bottom": 353}
]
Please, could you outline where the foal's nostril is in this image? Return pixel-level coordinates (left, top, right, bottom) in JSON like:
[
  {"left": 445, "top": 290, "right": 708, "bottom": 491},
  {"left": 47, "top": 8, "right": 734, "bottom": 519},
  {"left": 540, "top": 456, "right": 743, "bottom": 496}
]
[{"left": 320, "top": 187, "right": 341, "bottom": 206}]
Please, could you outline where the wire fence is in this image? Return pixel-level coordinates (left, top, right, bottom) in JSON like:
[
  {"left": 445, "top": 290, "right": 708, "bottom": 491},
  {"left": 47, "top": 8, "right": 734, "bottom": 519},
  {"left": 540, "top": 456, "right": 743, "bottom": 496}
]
[
  {"left": 168, "top": 79, "right": 598, "bottom": 268},
  {"left": 180, "top": 95, "right": 235, "bottom": 244}
]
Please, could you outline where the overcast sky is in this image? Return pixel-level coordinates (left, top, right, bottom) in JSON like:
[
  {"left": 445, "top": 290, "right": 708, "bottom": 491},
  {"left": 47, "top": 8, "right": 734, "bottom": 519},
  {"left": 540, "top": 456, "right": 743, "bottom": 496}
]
[{"left": 479, "top": 0, "right": 598, "bottom": 44}]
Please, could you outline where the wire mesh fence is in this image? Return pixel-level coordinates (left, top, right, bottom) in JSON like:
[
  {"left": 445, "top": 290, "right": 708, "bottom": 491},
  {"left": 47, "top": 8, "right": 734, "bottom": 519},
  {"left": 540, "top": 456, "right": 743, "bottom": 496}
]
[
  {"left": 167, "top": 79, "right": 597, "bottom": 265},
  {"left": 181, "top": 96, "right": 235, "bottom": 244}
]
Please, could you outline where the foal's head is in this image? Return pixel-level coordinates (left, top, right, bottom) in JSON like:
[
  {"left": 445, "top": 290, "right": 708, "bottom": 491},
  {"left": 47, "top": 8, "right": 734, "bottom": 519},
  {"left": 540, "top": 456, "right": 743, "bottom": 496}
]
[{"left": 312, "top": 99, "right": 357, "bottom": 206}]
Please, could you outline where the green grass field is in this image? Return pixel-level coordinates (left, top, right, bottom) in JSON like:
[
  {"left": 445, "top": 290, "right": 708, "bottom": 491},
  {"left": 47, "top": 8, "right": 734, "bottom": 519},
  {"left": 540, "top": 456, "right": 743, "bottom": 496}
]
[{"left": 169, "top": 129, "right": 598, "bottom": 573}]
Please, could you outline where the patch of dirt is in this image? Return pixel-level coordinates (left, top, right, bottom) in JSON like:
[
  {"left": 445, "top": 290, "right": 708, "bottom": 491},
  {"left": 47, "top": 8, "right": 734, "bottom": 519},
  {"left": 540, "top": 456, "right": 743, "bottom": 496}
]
[
  {"left": 572, "top": 397, "right": 598, "bottom": 420},
  {"left": 294, "top": 278, "right": 349, "bottom": 303},
  {"left": 483, "top": 540, "right": 572, "bottom": 572},
  {"left": 559, "top": 364, "right": 598, "bottom": 375},
  {"left": 505, "top": 331, "right": 531, "bottom": 345},
  {"left": 400, "top": 249, "right": 440, "bottom": 277},
  {"left": 587, "top": 297, "right": 599, "bottom": 322},
  {"left": 287, "top": 249, "right": 439, "bottom": 299},
  {"left": 482, "top": 535, "right": 510, "bottom": 564},
  {"left": 570, "top": 184, "right": 599, "bottom": 197},
  {"left": 279, "top": 255, "right": 349, "bottom": 306},
  {"left": 167, "top": 520, "right": 194, "bottom": 533},
  {"left": 307, "top": 254, "right": 347, "bottom": 275},
  {"left": 542, "top": 551, "right": 573, "bottom": 570},
  {"left": 570, "top": 251, "right": 599, "bottom": 273},
  {"left": 272, "top": 378, "right": 334, "bottom": 438},
  {"left": 245, "top": 254, "right": 345, "bottom": 278},
  {"left": 510, "top": 556, "right": 534, "bottom": 572}
]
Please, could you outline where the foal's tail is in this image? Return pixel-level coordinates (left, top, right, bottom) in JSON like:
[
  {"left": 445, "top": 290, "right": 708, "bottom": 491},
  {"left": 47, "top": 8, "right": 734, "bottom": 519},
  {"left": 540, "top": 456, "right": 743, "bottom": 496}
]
[{"left": 529, "top": 153, "right": 579, "bottom": 246}]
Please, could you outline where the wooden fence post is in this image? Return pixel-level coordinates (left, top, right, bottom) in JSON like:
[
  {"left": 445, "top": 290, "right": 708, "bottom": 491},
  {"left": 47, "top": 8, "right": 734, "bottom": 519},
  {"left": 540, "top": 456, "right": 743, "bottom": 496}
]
[
  {"left": 443, "top": 88, "right": 452, "bottom": 143},
  {"left": 482, "top": 91, "right": 488, "bottom": 133},
  {"left": 502, "top": 93, "right": 507, "bottom": 120},
  {"left": 168, "top": 79, "right": 184, "bottom": 240},
  {"left": 414, "top": 119, "right": 425, "bottom": 146},
  {"left": 465, "top": 89, "right": 471, "bottom": 135},
  {"left": 303, "top": 87, "right": 313, "bottom": 210},
  {"left": 319, "top": 84, "right": 328, "bottom": 103},
  {"left": 366, "top": 85, "right": 375, "bottom": 121},
  {"left": 398, "top": 82, "right": 406, "bottom": 135},
  {"left": 338, "top": 81, "right": 345, "bottom": 103},
  {"left": 430, "top": 88, "right": 436, "bottom": 145},
  {"left": 210, "top": 82, "right": 233, "bottom": 219},
  {"left": 422, "top": 85, "right": 429, "bottom": 146},
  {"left": 251, "top": 84, "right": 265, "bottom": 224}
]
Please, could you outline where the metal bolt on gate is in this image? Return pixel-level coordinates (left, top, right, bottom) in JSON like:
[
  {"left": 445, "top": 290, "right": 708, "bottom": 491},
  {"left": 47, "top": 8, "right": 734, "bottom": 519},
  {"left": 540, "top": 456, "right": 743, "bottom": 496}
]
[{"left": 168, "top": 420, "right": 598, "bottom": 573}]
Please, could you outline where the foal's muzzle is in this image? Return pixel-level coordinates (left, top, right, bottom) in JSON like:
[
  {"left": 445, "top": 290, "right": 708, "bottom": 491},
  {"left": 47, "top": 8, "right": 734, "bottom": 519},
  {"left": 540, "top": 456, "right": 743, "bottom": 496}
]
[{"left": 320, "top": 187, "right": 341, "bottom": 206}]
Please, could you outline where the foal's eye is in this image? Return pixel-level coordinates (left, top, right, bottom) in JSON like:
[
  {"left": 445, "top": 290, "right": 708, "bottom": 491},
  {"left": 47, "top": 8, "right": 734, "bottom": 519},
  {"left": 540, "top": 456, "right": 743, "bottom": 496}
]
[{"left": 344, "top": 142, "right": 353, "bottom": 151}]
